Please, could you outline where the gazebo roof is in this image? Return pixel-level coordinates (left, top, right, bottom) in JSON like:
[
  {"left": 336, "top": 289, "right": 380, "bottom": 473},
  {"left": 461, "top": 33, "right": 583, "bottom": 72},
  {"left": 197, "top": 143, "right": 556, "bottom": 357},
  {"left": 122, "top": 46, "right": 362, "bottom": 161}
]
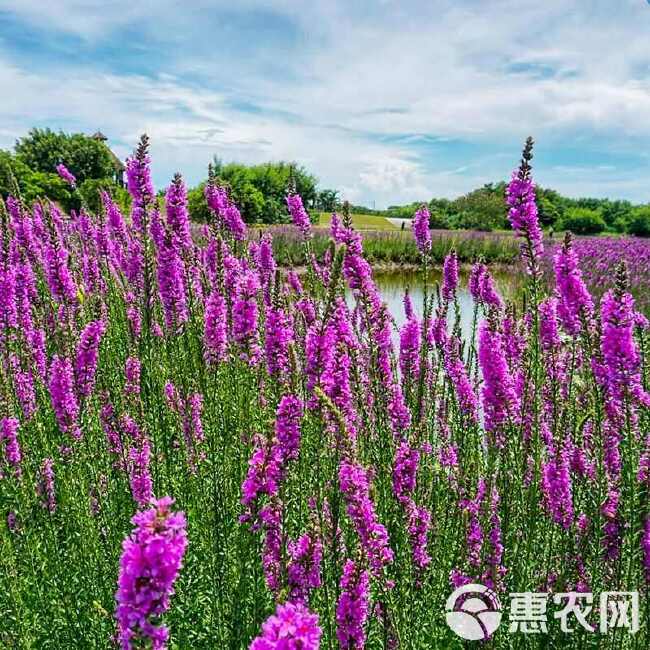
[{"left": 92, "top": 130, "right": 107, "bottom": 141}]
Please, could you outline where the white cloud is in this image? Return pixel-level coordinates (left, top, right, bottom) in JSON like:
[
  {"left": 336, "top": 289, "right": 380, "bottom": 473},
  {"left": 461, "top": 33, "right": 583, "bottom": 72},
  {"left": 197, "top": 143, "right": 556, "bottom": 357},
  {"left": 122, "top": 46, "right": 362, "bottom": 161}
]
[{"left": 1, "top": 0, "right": 650, "bottom": 204}]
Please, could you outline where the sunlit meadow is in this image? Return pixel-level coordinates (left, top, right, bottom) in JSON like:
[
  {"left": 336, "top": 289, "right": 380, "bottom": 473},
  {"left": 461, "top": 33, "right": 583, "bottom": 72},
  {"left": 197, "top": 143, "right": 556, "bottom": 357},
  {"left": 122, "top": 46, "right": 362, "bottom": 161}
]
[{"left": 0, "top": 136, "right": 648, "bottom": 648}]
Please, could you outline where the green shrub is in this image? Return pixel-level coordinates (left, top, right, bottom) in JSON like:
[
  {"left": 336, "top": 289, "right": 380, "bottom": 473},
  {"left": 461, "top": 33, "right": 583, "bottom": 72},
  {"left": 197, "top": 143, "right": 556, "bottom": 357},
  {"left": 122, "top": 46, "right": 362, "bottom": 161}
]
[
  {"left": 78, "top": 178, "right": 128, "bottom": 214},
  {"left": 188, "top": 182, "right": 211, "bottom": 223},
  {"left": 20, "top": 171, "right": 74, "bottom": 210},
  {"left": 626, "top": 206, "right": 650, "bottom": 237},
  {"left": 560, "top": 207, "right": 606, "bottom": 235}
]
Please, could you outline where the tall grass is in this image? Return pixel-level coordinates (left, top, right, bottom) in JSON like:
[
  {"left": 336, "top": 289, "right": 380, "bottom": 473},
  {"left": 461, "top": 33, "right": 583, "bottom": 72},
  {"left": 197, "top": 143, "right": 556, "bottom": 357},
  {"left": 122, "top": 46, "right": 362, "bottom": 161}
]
[{"left": 264, "top": 226, "right": 522, "bottom": 267}]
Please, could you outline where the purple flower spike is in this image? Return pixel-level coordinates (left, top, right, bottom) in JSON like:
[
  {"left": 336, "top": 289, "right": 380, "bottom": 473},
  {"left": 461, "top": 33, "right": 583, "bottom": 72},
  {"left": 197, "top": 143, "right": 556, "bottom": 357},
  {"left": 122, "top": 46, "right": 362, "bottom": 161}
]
[
  {"left": 412, "top": 205, "right": 431, "bottom": 254},
  {"left": 115, "top": 497, "right": 187, "bottom": 650},
  {"left": 56, "top": 164, "right": 76, "bottom": 188},
  {"left": 250, "top": 601, "right": 322, "bottom": 650}
]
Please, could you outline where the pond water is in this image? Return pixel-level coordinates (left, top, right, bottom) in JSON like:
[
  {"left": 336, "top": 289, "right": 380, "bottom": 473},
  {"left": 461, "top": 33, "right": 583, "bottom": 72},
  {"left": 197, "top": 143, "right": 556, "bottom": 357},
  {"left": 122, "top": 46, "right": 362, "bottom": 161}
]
[{"left": 349, "top": 269, "right": 522, "bottom": 343}]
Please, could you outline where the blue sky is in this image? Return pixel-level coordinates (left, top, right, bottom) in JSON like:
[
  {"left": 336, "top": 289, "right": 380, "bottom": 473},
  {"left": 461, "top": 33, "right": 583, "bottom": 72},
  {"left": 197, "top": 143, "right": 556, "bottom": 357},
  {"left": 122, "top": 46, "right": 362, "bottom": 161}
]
[{"left": 1, "top": 0, "right": 650, "bottom": 207}]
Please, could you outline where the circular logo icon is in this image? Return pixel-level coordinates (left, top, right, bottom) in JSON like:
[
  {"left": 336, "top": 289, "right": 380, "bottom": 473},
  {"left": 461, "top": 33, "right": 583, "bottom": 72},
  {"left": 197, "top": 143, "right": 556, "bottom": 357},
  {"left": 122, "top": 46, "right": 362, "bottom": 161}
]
[{"left": 445, "top": 583, "right": 502, "bottom": 640}]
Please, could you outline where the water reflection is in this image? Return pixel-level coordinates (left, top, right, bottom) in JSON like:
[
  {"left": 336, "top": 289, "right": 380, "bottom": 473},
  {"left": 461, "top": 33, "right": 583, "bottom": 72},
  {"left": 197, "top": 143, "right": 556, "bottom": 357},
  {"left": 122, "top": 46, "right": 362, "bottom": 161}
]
[{"left": 348, "top": 269, "right": 519, "bottom": 342}]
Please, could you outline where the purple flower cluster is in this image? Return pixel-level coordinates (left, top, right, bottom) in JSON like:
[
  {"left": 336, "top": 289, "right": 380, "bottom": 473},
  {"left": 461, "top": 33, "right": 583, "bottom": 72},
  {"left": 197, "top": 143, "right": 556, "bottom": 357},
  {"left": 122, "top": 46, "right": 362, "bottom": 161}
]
[
  {"left": 55, "top": 163, "right": 76, "bottom": 188},
  {"left": 336, "top": 559, "right": 370, "bottom": 649},
  {"left": 412, "top": 205, "right": 431, "bottom": 254},
  {"left": 339, "top": 461, "right": 394, "bottom": 575},
  {"left": 233, "top": 269, "right": 261, "bottom": 363},
  {"left": 1, "top": 417, "right": 21, "bottom": 477},
  {"left": 155, "top": 230, "right": 188, "bottom": 333},
  {"left": 203, "top": 290, "right": 228, "bottom": 365},
  {"left": 444, "top": 336, "right": 478, "bottom": 422},
  {"left": 128, "top": 438, "right": 154, "bottom": 507},
  {"left": 265, "top": 305, "right": 294, "bottom": 379},
  {"left": 124, "top": 357, "right": 141, "bottom": 396},
  {"left": 205, "top": 182, "right": 247, "bottom": 241},
  {"left": 541, "top": 441, "right": 574, "bottom": 530},
  {"left": 115, "top": 497, "right": 188, "bottom": 649},
  {"left": 125, "top": 138, "right": 154, "bottom": 233},
  {"left": 49, "top": 355, "right": 82, "bottom": 440},
  {"left": 599, "top": 282, "right": 649, "bottom": 410},
  {"left": 287, "top": 531, "right": 323, "bottom": 603},
  {"left": 75, "top": 320, "right": 106, "bottom": 398},
  {"left": 164, "top": 173, "right": 193, "bottom": 253},
  {"left": 250, "top": 601, "right": 322, "bottom": 650},
  {"left": 241, "top": 395, "right": 303, "bottom": 514},
  {"left": 39, "top": 458, "right": 56, "bottom": 513},
  {"left": 478, "top": 319, "right": 520, "bottom": 442},
  {"left": 43, "top": 241, "right": 77, "bottom": 304},
  {"left": 506, "top": 138, "right": 543, "bottom": 277},
  {"left": 399, "top": 316, "right": 420, "bottom": 385},
  {"left": 553, "top": 233, "right": 594, "bottom": 335},
  {"left": 286, "top": 193, "right": 312, "bottom": 239},
  {"left": 469, "top": 262, "right": 504, "bottom": 310},
  {"left": 442, "top": 250, "right": 459, "bottom": 302}
]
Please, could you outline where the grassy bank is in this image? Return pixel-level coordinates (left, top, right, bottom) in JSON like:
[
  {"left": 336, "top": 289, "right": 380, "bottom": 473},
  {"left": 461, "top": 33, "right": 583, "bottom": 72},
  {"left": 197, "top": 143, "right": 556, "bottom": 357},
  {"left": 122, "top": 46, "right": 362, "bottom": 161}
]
[
  {"left": 317, "top": 211, "right": 398, "bottom": 230},
  {"left": 269, "top": 226, "right": 521, "bottom": 267}
]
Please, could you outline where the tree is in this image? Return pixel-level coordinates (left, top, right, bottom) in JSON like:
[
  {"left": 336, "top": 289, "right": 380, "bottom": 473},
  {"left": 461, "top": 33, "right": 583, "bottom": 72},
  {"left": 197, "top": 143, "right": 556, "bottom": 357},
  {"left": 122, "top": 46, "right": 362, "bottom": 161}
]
[
  {"left": 601, "top": 200, "right": 633, "bottom": 232},
  {"left": 452, "top": 186, "right": 507, "bottom": 231},
  {"left": 626, "top": 206, "right": 650, "bottom": 237},
  {"left": 189, "top": 161, "right": 318, "bottom": 225},
  {"left": 537, "top": 196, "right": 561, "bottom": 227},
  {"left": 0, "top": 150, "right": 31, "bottom": 198},
  {"left": 560, "top": 207, "right": 606, "bottom": 235},
  {"left": 19, "top": 171, "right": 74, "bottom": 208},
  {"left": 187, "top": 182, "right": 211, "bottom": 223},
  {"left": 78, "top": 178, "right": 130, "bottom": 215},
  {"left": 15, "top": 128, "right": 114, "bottom": 184},
  {"left": 428, "top": 198, "right": 453, "bottom": 229},
  {"left": 317, "top": 189, "right": 340, "bottom": 212}
]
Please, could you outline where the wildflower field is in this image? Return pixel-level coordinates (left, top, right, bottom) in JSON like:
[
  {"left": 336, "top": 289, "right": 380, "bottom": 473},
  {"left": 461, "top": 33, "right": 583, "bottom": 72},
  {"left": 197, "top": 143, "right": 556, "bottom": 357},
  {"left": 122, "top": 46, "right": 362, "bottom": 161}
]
[{"left": 0, "top": 136, "right": 649, "bottom": 649}]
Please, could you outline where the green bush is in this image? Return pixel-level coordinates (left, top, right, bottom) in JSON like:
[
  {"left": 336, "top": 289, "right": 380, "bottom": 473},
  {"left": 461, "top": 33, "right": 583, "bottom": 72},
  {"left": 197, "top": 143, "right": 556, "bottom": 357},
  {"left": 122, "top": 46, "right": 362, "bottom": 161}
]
[
  {"left": 20, "top": 171, "right": 74, "bottom": 210},
  {"left": 626, "top": 206, "right": 650, "bottom": 237},
  {"left": 15, "top": 128, "right": 114, "bottom": 184},
  {"left": 188, "top": 182, "right": 211, "bottom": 223},
  {"left": 78, "top": 178, "right": 130, "bottom": 214},
  {"left": 560, "top": 207, "right": 606, "bottom": 235},
  {"left": 452, "top": 186, "right": 507, "bottom": 231}
]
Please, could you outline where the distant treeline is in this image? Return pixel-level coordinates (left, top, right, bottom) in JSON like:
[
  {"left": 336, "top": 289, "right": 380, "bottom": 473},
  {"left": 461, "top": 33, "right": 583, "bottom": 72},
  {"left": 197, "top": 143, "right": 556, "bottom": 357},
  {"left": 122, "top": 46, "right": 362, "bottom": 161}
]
[
  {"left": 2, "top": 129, "right": 648, "bottom": 236},
  {"left": 346, "top": 182, "right": 650, "bottom": 236}
]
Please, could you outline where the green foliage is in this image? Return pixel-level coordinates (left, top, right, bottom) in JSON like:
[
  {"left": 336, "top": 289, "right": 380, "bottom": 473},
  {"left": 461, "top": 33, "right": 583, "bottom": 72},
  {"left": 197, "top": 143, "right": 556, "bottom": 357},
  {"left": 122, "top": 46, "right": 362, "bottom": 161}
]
[
  {"left": 316, "top": 189, "right": 339, "bottom": 212},
  {"left": 20, "top": 171, "right": 74, "bottom": 208},
  {"left": 428, "top": 209, "right": 450, "bottom": 230},
  {"left": 15, "top": 128, "right": 115, "bottom": 183},
  {"left": 560, "top": 207, "right": 606, "bottom": 235},
  {"left": 1, "top": 151, "right": 75, "bottom": 209},
  {"left": 189, "top": 161, "right": 318, "bottom": 225},
  {"left": 600, "top": 199, "right": 633, "bottom": 229},
  {"left": 187, "top": 182, "right": 211, "bottom": 223},
  {"left": 222, "top": 161, "right": 317, "bottom": 225},
  {"left": 626, "top": 206, "right": 650, "bottom": 237},
  {"left": 385, "top": 203, "right": 419, "bottom": 220},
  {"left": 534, "top": 188, "right": 565, "bottom": 226},
  {"left": 0, "top": 149, "right": 30, "bottom": 198},
  {"left": 272, "top": 228, "right": 521, "bottom": 267},
  {"left": 78, "top": 178, "right": 130, "bottom": 215},
  {"left": 537, "top": 195, "right": 561, "bottom": 227},
  {"left": 318, "top": 212, "right": 397, "bottom": 230},
  {"left": 452, "top": 184, "right": 508, "bottom": 231}
]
